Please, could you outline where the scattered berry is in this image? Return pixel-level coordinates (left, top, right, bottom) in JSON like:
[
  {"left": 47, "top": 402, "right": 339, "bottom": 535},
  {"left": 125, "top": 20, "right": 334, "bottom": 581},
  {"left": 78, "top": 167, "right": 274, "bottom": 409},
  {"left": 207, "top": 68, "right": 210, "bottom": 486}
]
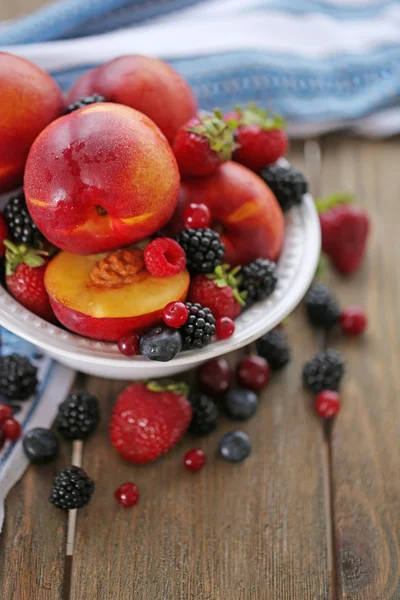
[
  {"left": 162, "top": 301, "right": 189, "bottom": 328},
  {"left": 144, "top": 238, "right": 186, "bottom": 277},
  {"left": 3, "top": 418, "right": 21, "bottom": 440},
  {"left": 240, "top": 258, "right": 278, "bottom": 303},
  {"left": 189, "top": 265, "right": 245, "bottom": 320},
  {"left": 0, "top": 354, "right": 38, "bottom": 400},
  {"left": 183, "top": 203, "right": 211, "bottom": 229},
  {"left": 0, "top": 427, "right": 5, "bottom": 450},
  {"left": 236, "top": 355, "right": 270, "bottom": 392},
  {"left": 50, "top": 466, "right": 95, "bottom": 509},
  {"left": 66, "top": 93, "right": 106, "bottom": 113},
  {"left": 189, "top": 393, "right": 218, "bottom": 435},
  {"left": 260, "top": 163, "right": 307, "bottom": 212},
  {"left": 55, "top": 392, "right": 100, "bottom": 440},
  {"left": 315, "top": 390, "right": 341, "bottom": 419},
  {"left": 114, "top": 482, "right": 140, "bottom": 507},
  {"left": 302, "top": 349, "right": 345, "bottom": 394},
  {"left": 0, "top": 403, "right": 13, "bottom": 424},
  {"left": 223, "top": 388, "right": 258, "bottom": 420},
  {"left": 216, "top": 317, "right": 235, "bottom": 340},
  {"left": 255, "top": 329, "right": 291, "bottom": 370},
  {"left": 4, "top": 192, "right": 44, "bottom": 248},
  {"left": 110, "top": 381, "right": 191, "bottom": 464},
  {"left": 0, "top": 213, "right": 8, "bottom": 258},
  {"left": 219, "top": 431, "right": 252, "bottom": 463},
  {"left": 140, "top": 325, "right": 183, "bottom": 361},
  {"left": 305, "top": 283, "right": 340, "bottom": 329},
  {"left": 340, "top": 306, "right": 368, "bottom": 336},
  {"left": 199, "top": 358, "right": 232, "bottom": 397},
  {"left": 176, "top": 228, "right": 225, "bottom": 274},
  {"left": 23, "top": 428, "right": 59, "bottom": 464},
  {"left": 184, "top": 448, "right": 206, "bottom": 472},
  {"left": 180, "top": 303, "right": 216, "bottom": 350},
  {"left": 118, "top": 331, "right": 140, "bottom": 356}
]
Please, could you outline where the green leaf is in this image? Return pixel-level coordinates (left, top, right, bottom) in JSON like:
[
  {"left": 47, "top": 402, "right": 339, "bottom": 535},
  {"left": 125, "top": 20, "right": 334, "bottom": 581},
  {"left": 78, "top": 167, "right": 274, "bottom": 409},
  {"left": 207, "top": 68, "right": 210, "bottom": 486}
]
[
  {"left": 315, "top": 193, "right": 355, "bottom": 214},
  {"left": 146, "top": 380, "right": 189, "bottom": 396}
]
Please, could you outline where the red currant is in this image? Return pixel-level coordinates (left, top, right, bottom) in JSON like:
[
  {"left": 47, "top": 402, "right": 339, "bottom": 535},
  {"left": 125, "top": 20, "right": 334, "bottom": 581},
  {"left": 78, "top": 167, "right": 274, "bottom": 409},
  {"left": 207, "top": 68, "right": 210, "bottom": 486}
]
[
  {"left": 184, "top": 448, "right": 206, "bottom": 472},
  {"left": 118, "top": 332, "right": 140, "bottom": 356},
  {"left": 114, "top": 482, "right": 140, "bottom": 507},
  {"left": 0, "top": 403, "right": 13, "bottom": 425},
  {"left": 199, "top": 358, "right": 232, "bottom": 397},
  {"left": 236, "top": 355, "right": 270, "bottom": 392},
  {"left": 0, "top": 427, "right": 6, "bottom": 450},
  {"left": 216, "top": 317, "right": 235, "bottom": 340},
  {"left": 3, "top": 418, "right": 21, "bottom": 440},
  {"left": 340, "top": 306, "right": 368, "bottom": 336},
  {"left": 183, "top": 203, "right": 211, "bottom": 229},
  {"left": 162, "top": 301, "right": 189, "bottom": 328},
  {"left": 315, "top": 390, "right": 341, "bottom": 419}
]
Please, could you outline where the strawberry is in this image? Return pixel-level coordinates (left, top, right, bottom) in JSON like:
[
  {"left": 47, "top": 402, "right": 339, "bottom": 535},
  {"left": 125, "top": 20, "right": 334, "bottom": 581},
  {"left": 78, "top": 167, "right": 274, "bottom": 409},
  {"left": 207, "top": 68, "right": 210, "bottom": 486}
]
[
  {"left": 231, "top": 104, "right": 288, "bottom": 172},
  {"left": 189, "top": 265, "right": 246, "bottom": 319},
  {"left": 317, "top": 194, "right": 370, "bottom": 276},
  {"left": 110, "top": 381, "right": 192, "bottom": 464},
  {"left": 5, "top": 241, "right": 56, "bottom": 322},
  {"left": 173, "top": 109, "right": 237, "bottom": 177},
  {"left": 0, "top": 213, "right": 8, "bottom": 258}
]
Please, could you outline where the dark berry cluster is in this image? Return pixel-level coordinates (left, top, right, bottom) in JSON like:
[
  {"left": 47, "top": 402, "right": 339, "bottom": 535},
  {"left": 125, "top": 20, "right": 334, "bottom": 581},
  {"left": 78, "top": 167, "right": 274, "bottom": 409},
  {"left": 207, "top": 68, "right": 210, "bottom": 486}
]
[{"left": 176, "top": 228, "right": 225, "bottom": 273}]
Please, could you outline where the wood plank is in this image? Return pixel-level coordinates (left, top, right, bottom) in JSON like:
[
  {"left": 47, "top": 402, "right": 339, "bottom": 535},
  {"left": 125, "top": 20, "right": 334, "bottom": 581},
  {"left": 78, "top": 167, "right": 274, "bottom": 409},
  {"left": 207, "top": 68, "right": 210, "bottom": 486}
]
[
  {"left": 0, "top": 0, "right": 45, "bottom": 20},
  {"left": 320, "top": 136, "right": 400, "bottom": 599}
]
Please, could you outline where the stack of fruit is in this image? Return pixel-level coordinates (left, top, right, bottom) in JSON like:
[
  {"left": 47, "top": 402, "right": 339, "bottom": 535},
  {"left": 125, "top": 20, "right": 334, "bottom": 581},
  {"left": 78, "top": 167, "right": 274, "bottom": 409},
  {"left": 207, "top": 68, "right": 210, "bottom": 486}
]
[{"left": 0, "top": 52, "right": 309, "bottom": 362}]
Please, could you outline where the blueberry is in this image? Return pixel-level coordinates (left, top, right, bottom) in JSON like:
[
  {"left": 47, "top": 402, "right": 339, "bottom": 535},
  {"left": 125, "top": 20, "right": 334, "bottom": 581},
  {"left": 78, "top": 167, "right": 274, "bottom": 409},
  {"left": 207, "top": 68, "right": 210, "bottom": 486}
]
[
  {"left": 140, "top": 326, "right": 182, "bottom": 362},
  {"left": 223, "top": 388, "right": 258, "bottom": 420},
  {"left": 219, "top": 431, "right": 252, "bottom": 462},
  {"left": 23, "top": 428, "right": 59, "bottom": 464}
]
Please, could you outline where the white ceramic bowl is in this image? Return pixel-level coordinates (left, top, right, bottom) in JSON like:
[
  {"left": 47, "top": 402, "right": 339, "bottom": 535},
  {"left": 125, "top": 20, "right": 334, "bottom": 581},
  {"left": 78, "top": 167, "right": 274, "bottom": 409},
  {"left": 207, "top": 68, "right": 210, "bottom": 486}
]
[{"left": 0, "top": 194, "right": 320, "bottom": 379}]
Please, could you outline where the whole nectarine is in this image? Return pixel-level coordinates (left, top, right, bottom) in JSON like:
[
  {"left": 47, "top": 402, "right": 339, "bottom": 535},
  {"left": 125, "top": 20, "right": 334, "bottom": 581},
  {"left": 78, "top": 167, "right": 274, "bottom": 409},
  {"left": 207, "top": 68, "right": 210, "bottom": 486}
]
[
  {"left": 25, "top": 103, "right": 180, "bottom": 255},
  {"left": 0, "top": 52, "right": 64, "bottom": 193}
]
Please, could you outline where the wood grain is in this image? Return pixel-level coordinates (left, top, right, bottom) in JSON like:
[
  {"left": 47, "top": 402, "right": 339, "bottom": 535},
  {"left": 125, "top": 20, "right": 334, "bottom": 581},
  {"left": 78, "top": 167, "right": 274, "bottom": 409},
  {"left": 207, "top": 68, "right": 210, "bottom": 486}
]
[{"left": 0, "top": 0, "right": 45, "bottom": 20}]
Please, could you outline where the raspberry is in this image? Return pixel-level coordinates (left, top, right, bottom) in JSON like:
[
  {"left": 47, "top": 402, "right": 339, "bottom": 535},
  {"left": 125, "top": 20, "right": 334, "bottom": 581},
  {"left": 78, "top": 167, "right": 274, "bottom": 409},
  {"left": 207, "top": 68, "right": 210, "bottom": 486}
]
[{"left": 144, "top": 238, "right": 186, "bottom": 277}]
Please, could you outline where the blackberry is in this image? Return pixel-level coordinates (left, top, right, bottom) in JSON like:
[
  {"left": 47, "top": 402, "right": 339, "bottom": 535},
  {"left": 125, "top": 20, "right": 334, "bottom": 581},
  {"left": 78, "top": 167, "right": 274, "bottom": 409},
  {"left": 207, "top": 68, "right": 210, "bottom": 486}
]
[
  {"left": 180, "top": 303, "right": 216, "bottom": 350},
  {"left": 66, "top": 93, "right": 106, "bottom": 113},
  {"left": 256, "top": 329, "right": 291, "bottom": 370},
  {"left": 260, "top": 163, "right": 307, "bottom": 212},
  {"left": 4, "top": 193, "right": 44, "bottom": 248},
  {"left": 240, "top": 258, "right": 278, "bottom": 303},
  {"left": 50, "top": 466, "right": 95, "bottom": 509},
  {"left": 0, "top": 354, "right": 38, "bottom": 400},
  {"left": 55, "top": 392, "right": 100, "bottom": 440},
  {"left": 189, "top": 393, "right": 218, "bottom": 435},
  {"left": 306, "top": 283, "right": 340, "bottom": 329},
  {"left": 176, "top": 228, "right": 225, "bottom": 273},
  {"left": 302, "top": 349, "right": 345, "bottom": 394}
]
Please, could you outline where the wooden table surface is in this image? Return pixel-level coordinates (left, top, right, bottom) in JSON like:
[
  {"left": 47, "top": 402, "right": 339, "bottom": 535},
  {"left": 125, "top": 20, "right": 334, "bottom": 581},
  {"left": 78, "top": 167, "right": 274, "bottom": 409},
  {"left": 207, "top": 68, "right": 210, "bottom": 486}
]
[{"left": 1, "top": 2, "right": 400, "bottom": 599}]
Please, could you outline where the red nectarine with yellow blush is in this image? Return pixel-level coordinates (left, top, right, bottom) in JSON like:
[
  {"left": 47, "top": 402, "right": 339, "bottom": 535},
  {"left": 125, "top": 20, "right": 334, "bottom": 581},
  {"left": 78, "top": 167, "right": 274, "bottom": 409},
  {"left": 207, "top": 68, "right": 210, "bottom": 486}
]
[
  {"left": 0, "top": 52, "right": 64, "bottom": 193},
  {"left": 25, "top": 103, "right": 180, "bottom": 255}
]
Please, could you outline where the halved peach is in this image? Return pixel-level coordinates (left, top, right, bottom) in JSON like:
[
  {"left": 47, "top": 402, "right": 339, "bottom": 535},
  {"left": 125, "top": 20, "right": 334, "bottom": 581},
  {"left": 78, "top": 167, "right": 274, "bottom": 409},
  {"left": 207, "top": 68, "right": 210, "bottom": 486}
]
[{"left": 45, "top": 249, "right": 189, "bottom": 341}]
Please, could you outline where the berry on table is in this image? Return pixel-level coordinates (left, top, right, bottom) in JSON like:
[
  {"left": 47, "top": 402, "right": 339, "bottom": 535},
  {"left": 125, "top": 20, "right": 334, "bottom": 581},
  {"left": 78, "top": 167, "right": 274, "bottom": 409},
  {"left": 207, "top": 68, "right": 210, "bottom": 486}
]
[
  {"left": 239, "top": 258, "right": 278, "bottom": 303},
  {"left": 340, "top": 306, "right": 368, "bottom": 336},
  {"left": 140, "top": 325, "right": 183, "bottom": 361},
  {"left": 0, "top": 427, "right": 5, "bottom": 450},
  {"left": 55, "top": 392, "right": 100, "bottom": 440},
  {"left": 183, "top": 203, "right": 211, "bottom": 229},
  {"left": 50, "top": 466, "right": 95, "bottom": 509},
  {"left": 223, "top": 388, "right": 258, "bottom": 420},
  {"left": 0, "top": 213, "right": 8, "bottom": 258},
  {"left": 219, "top": 431, "right": 252, "bottom": 462},
  {"left": 305, "top": 283, "right": 340, "bottom": 329},
  {"left": 3, "top": 418, "right": 21, "bottom": 440},
  {"left": 216, "top": 317, "right": 235, "bottom": 340},
  {"left": 184, "top": 448, "right": 206, "bottom": 472},
  {"left": 189, "top": 393, "right": 218, "bottom": 435},
  {"left": 118, "top": 331, "right": 140, "bottom": 356},
  {"left": 302, "top": 349, "right": 345, "bottom": 394},
  {"left": 66, "top": 93, "right": 106, "bottom": 113},
  {"left": 255, "top": 329, "right": 291, "bottom": 370},
  {"left": 260, "top": 163, "right": 307, "bottom": 212},
  {"left": 0, "top": 403, "right": 13, "bottom": 424},
  {"left": 4, "top": 192, "right": 44, "bottom": 248},
  {"left": 114, "top": 482, "right": 140, "bottom": 507},
  {"left": 23, "top": 428, "right": 59, "bottom": 464},
  {"left": 199, "top": 358, "right": 232, "bottom": 397},
  {"left": 144, "top": 238, "right": 186, "bottom": 277},
  {"left": 315, "top": 390, "right": 341, "bottom": 419},
  {"left": 0, "top": 354, "right": 38, "bottom": 400},
  {"left": 162, "top": 301, "right": 189, "bottom": 328},
  {"left": 236, "top": 355, "right": 271, "bottom": 392},
  {"left": 180, "top": 303, "right": 216, "bottom": 350},
  {"left": 189, "top": 265, "right": 245, "bottom": 320},
  {"left": 176, "top": 228, "right": 225, "bottom": 274}
]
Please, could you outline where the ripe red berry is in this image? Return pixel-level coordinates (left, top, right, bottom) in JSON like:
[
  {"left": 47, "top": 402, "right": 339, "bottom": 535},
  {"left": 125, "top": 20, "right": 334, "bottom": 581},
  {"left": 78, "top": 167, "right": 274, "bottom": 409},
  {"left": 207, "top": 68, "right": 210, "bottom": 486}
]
[
  {"left": 0, "top": 427, "right": 6, "bottom": 450},
  {"left": 3, "top": 418, "right": 21, "bottom": 440},
  {"left": 184, "top": 448, "right": 206, "bottom": 472},
  {"left": 162, "top": 301, "right": 189, "bottom": 328},
  {"left": 114, "top": 482, "right": 140, "bottom": 507},
  {"left": 118, "top": 331, "right": 140, "bottom": 356},
  {"left": 199, "top": 358, "right": 232, "bottom": 397},
  {"left": 315, "top": 390, "right": 341, "bottom": 419},
  {"left": 340, "top": 306, "right": 368, "bottom": 336},
  {"left": 144, "top": 238, "right": 187, "bottom": 277},
  {"left": 0, "top": 213, "right": 8, "bottom": 258},
  {"left": 216, "top": 316, "right": 235, "bottom": 340},
  {"left": 0, "top": 403, "right": 13, "bottom": 425},
  {"left": 236, "top": 355, "right": 271, "bottom": 392},
  {"left": 183, "top": 203, "right": 211, "bottom": 229}
]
